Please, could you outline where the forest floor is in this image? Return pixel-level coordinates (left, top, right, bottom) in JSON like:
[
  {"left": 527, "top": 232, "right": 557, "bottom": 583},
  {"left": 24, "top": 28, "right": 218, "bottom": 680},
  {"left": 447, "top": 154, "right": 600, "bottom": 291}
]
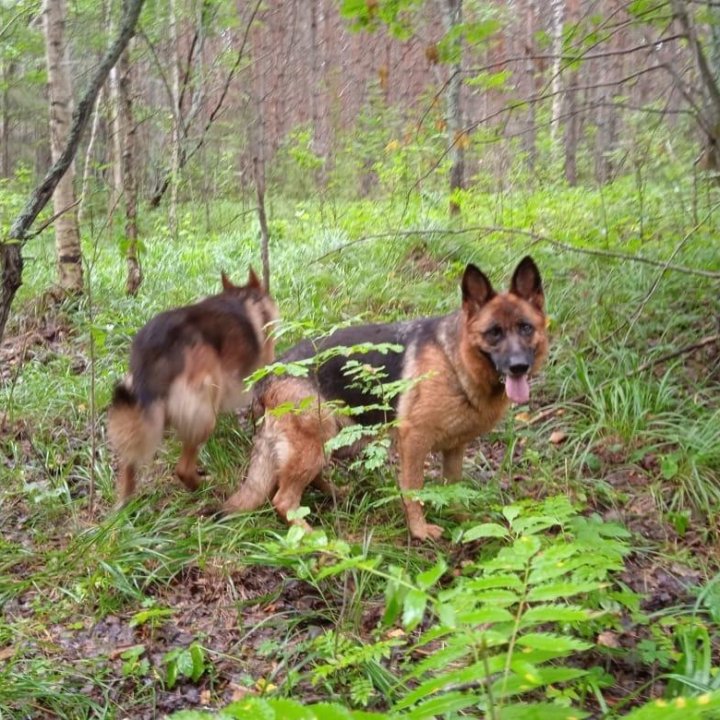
[{"left": 1, "top": 186, "right": 720, "bottom": 718}]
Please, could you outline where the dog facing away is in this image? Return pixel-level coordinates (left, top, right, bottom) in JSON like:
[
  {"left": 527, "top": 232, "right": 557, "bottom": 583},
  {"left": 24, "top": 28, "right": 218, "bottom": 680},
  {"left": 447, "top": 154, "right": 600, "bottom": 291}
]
[
  {"left": 222, "top": 256, "right": 548, "bottom": 540},
  {"left": 108, "top": 268, "right": 278, "bottom": 505}
]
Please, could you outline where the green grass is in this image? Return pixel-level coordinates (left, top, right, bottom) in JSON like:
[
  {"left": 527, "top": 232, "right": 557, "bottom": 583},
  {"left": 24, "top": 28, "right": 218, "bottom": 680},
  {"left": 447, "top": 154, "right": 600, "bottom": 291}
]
[{"left": 1, "top": 174, "right": 720, "bottom": 717}]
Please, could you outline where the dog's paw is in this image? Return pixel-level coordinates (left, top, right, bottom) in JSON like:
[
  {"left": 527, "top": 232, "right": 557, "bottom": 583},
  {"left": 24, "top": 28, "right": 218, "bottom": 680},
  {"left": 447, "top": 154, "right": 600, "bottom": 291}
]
[
  {"left": 199, "top": 503, "right": 224, "bottom": 520},
  {"left": 410, "top": 522, "right": 444, "bottom": 541}
]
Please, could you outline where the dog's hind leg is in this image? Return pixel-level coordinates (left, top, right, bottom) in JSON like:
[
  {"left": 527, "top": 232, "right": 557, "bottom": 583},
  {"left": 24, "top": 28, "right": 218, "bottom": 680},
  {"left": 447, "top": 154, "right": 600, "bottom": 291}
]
[
  {"left": 311, "top": 475, "right": 346, "bottom": 501},
  {"left": 271, "top": 432, "right": 327, "bottom": 529},
  {"left": 108, "top": 384, "right": 165, "bottom": 506},
  {"left": 222, "top": 420, "right": 280, "bottom": 513},
  {"left": 442, "top": 445, "right": 465, "bottom": 482},
  {"left": 167, "top": 361, "right": 220, "bottom": 492}
]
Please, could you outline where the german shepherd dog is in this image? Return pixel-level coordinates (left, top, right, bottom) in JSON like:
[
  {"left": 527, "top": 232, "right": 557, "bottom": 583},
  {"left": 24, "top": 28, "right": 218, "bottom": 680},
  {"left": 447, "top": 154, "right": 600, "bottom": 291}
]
[
  {"left": 108, "top": 268, "right": 278, "bottom": 505},
  {"left": 222, "top": 257, "right": 548, "bottom": 540}
]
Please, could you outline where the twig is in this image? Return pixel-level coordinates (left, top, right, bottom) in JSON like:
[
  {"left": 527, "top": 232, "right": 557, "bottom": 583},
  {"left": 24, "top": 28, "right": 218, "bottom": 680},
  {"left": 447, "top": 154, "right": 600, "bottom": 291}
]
[
  {"left": 27, "top": 200, "right": 81, "bottom": 239},
  {"left": 623, "top": 203, "right": 720, "bottom": 343}
]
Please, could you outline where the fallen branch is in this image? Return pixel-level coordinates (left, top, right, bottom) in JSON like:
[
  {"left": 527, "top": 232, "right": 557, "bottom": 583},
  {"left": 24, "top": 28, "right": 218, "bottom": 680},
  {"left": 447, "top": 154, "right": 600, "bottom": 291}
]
[{"left": 313, "top": 225, "right": 720, "bottom": 279}]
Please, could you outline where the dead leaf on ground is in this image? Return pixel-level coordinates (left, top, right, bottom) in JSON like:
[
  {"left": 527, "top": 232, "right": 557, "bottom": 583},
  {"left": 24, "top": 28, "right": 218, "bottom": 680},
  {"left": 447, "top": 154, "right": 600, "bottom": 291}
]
[{"left": 597, "top": 631, "right": 621, "bottom": 648}]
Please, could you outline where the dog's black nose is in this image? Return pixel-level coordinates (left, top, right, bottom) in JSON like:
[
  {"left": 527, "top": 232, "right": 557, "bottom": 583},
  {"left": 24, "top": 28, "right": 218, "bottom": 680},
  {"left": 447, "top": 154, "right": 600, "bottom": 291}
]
[{"left": 509, "top": 363, "right": 530, "bottom": 376}]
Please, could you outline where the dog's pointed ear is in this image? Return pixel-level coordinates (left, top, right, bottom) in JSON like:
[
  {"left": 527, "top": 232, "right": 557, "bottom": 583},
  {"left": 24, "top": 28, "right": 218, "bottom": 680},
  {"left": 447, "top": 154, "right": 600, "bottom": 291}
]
[
  {"left": 510, "top": 256, "right": 544, "bottom": 311},
  {"left": 247, "top": 266, "right": 262, "bottom": 290},
  {"left": 462, "top": 264, "right": 495, "bottom": 316},
  {"left": 221, "top": 271, "right": 234, "bottom": 292}
]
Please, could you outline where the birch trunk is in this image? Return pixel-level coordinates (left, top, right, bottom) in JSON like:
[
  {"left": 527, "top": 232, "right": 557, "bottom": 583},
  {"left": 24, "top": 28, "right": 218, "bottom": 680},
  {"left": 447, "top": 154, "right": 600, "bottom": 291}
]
[
  {"left": 168, "top": 0, "right": 182, "bottom": 238},
  {"left": 440, "top": 0, "right": 464, "bottom": 216},
  {"left": 43, "top": 0, "right": 83, "bottom": 293},
  {"left": 0, "top": 61, "right": 14, "bottom": 178},
  {"left": 549, "top": 0, "right": 565, "bottom": 150},
  {"left": 112, "top": 48, "right": 141, "bottom": 295}
]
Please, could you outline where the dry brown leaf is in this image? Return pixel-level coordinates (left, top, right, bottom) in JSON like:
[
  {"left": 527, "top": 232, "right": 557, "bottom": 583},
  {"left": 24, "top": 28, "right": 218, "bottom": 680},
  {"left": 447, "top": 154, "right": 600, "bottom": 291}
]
[
  {"left": 228, "top": 683, "right": 252, "bottom": 701},
  {"left": 597, "top": 631, "right": 621, "bottom": 648}
]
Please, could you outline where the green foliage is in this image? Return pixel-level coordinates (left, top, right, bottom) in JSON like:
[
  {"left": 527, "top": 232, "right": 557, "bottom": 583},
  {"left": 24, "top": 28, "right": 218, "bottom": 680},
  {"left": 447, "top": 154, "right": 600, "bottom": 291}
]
[
  {"left": 164, "top": 643, "right": 209, "bottom": 690},
  {"left": 169, "top": 697, "right": 386, "bottom": 719},
  {"left": 3, "top": 156, "right": 720, "bottom": 717},
  {"left": 389, "top": 497, "right": 627, "bottom": 717}
]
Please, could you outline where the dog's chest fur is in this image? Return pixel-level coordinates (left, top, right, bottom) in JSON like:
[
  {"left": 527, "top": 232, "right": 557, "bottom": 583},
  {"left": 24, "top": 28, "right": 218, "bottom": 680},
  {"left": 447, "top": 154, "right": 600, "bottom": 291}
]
[{"left": 397, "top": 340, "right": 509, "bottom": 452}]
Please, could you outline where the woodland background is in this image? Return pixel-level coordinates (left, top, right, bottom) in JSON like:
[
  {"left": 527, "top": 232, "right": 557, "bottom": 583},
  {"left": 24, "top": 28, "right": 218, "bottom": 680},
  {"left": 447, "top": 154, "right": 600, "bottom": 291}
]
[{"left": 1, "top": 1, "right": 720, "bottom": 718}]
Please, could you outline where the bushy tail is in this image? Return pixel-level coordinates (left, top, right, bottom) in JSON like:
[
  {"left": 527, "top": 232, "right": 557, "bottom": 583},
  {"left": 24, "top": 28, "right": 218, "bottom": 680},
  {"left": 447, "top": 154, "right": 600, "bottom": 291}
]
[{"left": 108, "top": 380, "right": 164, "bottom": 503}]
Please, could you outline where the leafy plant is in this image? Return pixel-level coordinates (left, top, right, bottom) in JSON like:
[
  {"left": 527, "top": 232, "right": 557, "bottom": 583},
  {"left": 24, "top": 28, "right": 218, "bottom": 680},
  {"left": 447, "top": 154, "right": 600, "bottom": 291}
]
[
  {"left": 390, "top": 497, "right": 629, "bottom": 718},
  {"left": 163, "top": 643, "right": 209, "bottom": 690}
]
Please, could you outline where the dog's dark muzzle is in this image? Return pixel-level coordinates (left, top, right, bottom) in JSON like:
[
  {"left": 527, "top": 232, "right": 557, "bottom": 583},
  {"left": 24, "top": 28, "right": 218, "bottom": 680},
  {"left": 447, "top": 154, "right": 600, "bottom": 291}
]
[{"left": 492, "top": 349, "right": 535, "bottom": 404}]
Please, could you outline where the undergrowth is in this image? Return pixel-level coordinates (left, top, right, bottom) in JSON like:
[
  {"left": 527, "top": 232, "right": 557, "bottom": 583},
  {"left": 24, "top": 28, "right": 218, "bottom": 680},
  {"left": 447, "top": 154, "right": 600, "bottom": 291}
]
[{"left": 1, "top": 174, "right": 719, "bottom": 717}]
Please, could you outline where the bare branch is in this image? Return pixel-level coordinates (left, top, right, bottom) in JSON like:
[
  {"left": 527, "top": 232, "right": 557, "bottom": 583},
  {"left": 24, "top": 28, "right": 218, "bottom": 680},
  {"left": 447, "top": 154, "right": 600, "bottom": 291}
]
[
  {"left": 313, "top": 226, "right": 720, "bottom": 280},
  {"left": 7, "top": 0, "right": 145, "bottom": 244},
  {"left": 148, "top": 0, "right": 262, "bottom": 209}
]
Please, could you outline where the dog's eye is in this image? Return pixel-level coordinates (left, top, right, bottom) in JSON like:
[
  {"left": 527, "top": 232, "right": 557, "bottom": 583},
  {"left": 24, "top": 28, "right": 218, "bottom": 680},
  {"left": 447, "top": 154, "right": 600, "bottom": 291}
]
[
  {"left": 518, "top": 321, "right": 534, "bottom": 336},
  {"left": 484, "top": 325, "right": 504, "bottom": 342}
]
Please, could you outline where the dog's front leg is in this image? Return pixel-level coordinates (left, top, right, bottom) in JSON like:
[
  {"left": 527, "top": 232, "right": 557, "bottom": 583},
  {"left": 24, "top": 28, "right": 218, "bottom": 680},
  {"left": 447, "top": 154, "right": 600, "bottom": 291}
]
[{"left": 398, "top": 433, "right": 442, "bottom": 540}]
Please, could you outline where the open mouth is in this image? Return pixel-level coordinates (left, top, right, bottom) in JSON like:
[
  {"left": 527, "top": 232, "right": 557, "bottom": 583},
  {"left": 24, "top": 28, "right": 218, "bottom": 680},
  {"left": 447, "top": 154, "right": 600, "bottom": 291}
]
[{"left": 503, "top": 373, "right": 530, "bottom": 404}]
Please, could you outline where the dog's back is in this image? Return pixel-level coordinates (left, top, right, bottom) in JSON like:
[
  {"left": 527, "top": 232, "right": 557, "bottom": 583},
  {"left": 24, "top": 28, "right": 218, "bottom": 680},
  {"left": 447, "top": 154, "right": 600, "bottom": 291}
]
[{"left": 108, "top": 268, "right": 277, "bottom": 505}]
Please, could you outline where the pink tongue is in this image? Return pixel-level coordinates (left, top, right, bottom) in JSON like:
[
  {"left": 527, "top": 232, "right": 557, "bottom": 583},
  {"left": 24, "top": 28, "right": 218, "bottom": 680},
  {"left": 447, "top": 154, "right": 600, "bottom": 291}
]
[{"left": 505, "top": 375, "right": 530, "bottom": 404}]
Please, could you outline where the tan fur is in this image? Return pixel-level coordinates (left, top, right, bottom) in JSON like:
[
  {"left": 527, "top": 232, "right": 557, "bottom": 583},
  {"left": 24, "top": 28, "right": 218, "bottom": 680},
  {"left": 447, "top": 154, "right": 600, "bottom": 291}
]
[
  {"left": 108, "top": 400, "right": 165, "bottom": 503},
  {"left": 225, "top": 258, "right": 549, "bottom": 540},
  {"left": 108, "top": 268, "right": 277, "bottom": 506},
  {"left": 221, "top": 378, "right": 339, "bottom": 523}
]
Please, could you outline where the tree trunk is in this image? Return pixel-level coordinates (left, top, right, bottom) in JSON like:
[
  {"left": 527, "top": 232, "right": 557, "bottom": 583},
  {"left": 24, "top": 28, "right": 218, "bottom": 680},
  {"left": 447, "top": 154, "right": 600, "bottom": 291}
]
[
  {"left": 109, "top": 64, "right": 124, "bottom": 212},
  {"left": 440, "top": 0, "right": 464, "bottom": 216},
  {"left": 563, "top": 0, "right": 580, "bottom": 184},
  {"left": 168, "top": 0, "right": 182, "bottom": 238},
  {"left": 673, "top": 0, "right": 720, "bottom": 172},
  {"left": 43, "top": 0, "right": 83, "bottom": 294},
  {"left": 254, "top": 156, "right": 270, "bottom": 293},
  {"left": 521, "top": 0, "right": 537, "bottom": 171},
  {"left": 0, "top": 61, "right": 14, "bottom": 178},
  {"left": 549, "top": 0, "right": 565, "bottom": 151},
  {"left": 0, "top": 0, "right": 145, "bottom": 345},
  {"left": 309, "top": 0, "right": 325, "bottom": 187},
  {"left": 114, "top": 48, "right": 141, "bottom": 295}
]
